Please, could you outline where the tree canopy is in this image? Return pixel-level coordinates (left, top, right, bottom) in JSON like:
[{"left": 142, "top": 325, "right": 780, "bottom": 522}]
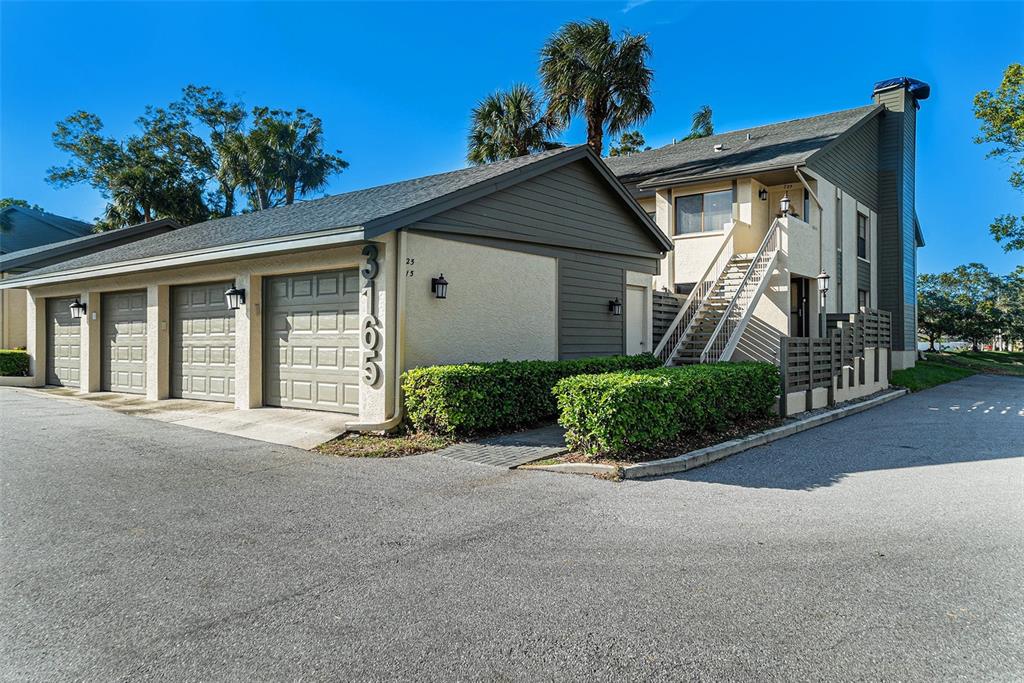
[
  {"left": 47, "top": 86, "right": 348, "bottom": 231},
  {"left": 683, "top": 105, "right": 714, "bottom": 140},
  {"left": 918, "top": 264, "right": 1019, "bottom": 351},
  {"left": 974, "top": 63, "right": 1024, "bottom": 252},
  {"left": 0, "top": 198, "right": 45, "bottom": 212},
  {"left": 539, "top": 19, "right": 654, "bottom": 155},
  {"left": 467, "top": 84, "right": 563, "bottom": 165},
  {"left": 608, "top": 131, "right": 649, "bottom": 157}
]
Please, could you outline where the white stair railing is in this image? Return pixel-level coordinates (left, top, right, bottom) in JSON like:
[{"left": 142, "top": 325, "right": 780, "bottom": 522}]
[
  {"left": 652, "top": 221, "right": 745, "bottom": 364},
  {"left": 699, "top": 219, "right": 782, "bottom": 364}
]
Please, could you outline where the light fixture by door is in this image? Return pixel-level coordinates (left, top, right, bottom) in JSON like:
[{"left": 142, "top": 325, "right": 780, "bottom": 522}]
[
  {"left": 69, "top": 298, "right": 86, "bottom": 319},
  {"left": 224, "top": 285, "right": 246, "bottom": 310},
  {"left": 431, "top": 274, "right": 448, "bottom": 299}
]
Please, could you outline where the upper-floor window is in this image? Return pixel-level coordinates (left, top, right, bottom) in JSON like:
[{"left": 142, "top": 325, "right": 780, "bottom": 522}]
[
  {"left": 675, "top": 189, "right": 732, "bottom": 235},
  {"left": 857, "top": 213, "right": 869, "bottom": 259}
]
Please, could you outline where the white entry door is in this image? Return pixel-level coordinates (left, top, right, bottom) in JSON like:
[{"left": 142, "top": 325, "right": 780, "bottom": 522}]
[{"left": 626, "top": 285, "right": 647, "bottom": 354}]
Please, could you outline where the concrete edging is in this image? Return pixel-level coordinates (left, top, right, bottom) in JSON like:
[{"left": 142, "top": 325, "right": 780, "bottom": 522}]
[
  {"left": 0, "top": 376, "right": 40, "bottom": 387},
  {"left": 620, "top": 389, "right": 908, "bottom": 479}
]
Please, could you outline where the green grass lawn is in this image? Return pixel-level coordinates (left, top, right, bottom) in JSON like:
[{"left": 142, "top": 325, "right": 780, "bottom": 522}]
[
  {"left": 892, "top": 350, "right": 1024, "bottom": 392},
  {"left": 891, "top": 360, "right": 977, "bottom": 392}
]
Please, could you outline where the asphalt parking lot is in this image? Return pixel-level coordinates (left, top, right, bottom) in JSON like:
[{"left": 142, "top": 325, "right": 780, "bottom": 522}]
[{"left": 2, "top": 375, "right": 1022, "bottom": 681}]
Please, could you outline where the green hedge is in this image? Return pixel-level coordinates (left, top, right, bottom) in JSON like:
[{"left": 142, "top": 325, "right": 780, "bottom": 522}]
[
  {"left": 553, "top": 362, "right": 780, "bottom": 456},
  {"left": 0, "top": 349, "right": 30, "bottom": 377},
  {"left": 402, "top": 354, "right": 663, "bottom": 436}
]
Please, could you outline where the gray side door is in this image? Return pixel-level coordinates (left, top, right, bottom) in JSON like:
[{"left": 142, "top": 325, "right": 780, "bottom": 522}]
[
  {"left": 263, "top": 269, "right": 360, "bottom": 414},
  {"left": 171, "top": 282, "right": 236, "bottom": 402},
  {"left": 101, "top": 290, "right": 147, "bottom": 394},
  {"left": 46, "top": 297, "right": 81, "bottom": 387}
]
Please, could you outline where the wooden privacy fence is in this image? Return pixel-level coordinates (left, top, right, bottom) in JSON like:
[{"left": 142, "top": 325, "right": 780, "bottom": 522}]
[
  {"left": 779, "top": 308, "right": 892, "bottom": 417},
  {"left": 652, "top": 291, "right": 684, "bottom": 348}
]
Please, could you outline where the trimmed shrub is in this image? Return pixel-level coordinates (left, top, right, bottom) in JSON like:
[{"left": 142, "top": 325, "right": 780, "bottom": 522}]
[
  {"left": 553, "top": 362, "right": 780, "bottom": 456},
  {"left": 402, "top": 354, "right": 662, "bottom": 436},
  {"left": 0, "top": 349, "right": 30, "bottom": 377}
]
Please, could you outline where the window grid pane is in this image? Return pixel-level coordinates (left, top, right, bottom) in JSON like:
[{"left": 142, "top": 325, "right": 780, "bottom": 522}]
[{"left": 703, "top": 190, "right": 732, "bottom": 232}]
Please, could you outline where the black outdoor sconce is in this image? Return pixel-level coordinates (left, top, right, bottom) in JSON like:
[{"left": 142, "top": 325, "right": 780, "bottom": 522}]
[
  {"left": 224, "top": 285, "right": 246, "bottom": 310},
  {"left": 758, "top": 188, "right": 768, "bottom": 201},
  {"left": 609, "top": 297, "right": 622, "bottom": 316},
  {"left": 69, "top": 298, "right": 87, "bottom": 319},
  {"left": 431, "top": 274, "right": 448, "bottom": 299}
]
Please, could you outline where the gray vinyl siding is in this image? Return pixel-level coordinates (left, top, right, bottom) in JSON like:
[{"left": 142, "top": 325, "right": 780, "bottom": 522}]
[
  {"left": 806, "top": 114, "right": 880, "bottom": 211},
  {"left": 558, "top": 256, "right": 625, "bottom": 359},
  {"left": 874, "top": 88, "right": 917, "bottom": 352},
  {"left": 411, "top": 230, "right": 641, "bottom": 359},
  {"left": 857, "top": 259, "right": 871, "bottom": 293},
  {"left": 409, "top": 159, "right": 665, "bottom": 258}
]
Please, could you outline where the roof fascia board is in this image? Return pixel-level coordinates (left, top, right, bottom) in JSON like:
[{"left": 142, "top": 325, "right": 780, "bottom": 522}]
[
  {"left": 1, "top": 226, "right": 365, "bottom": 289},
  {"left": 636, "top": 164, "right": 795, "bottom": 191}
]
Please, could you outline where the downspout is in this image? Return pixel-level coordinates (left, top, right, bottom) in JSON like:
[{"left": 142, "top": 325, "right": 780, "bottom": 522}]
[{"left": 348, "top": 229, "right": 406, "bottom": 433}]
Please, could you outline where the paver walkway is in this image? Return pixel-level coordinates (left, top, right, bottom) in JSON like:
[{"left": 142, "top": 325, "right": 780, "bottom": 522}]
[{"left": 435, "top": 424, "right": 567, "bottom": 468}]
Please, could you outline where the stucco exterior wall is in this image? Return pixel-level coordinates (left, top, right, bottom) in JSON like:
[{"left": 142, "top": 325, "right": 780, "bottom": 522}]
[
  {"left": 401, "top": 232, "right": 557, "bottom": 369},
  {"left": 0, "top": 275, "right": 28, "bottom": 348}
]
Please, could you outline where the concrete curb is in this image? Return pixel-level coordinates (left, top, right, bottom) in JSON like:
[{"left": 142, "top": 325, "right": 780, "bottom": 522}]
[
  {"left": 620, "top": 389, "right": 908, "bottom": 479},
  {"left": 518, "top": 461, "right": 619, "bottom": 476}
]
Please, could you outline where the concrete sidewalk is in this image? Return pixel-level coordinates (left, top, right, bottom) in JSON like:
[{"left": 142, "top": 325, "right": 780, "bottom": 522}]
[{"left": 18, "top": 387, "right": 351, "bottom": 449}]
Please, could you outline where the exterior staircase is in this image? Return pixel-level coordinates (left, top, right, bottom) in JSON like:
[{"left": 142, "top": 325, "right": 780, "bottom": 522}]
[
  {"left": 669, "top": 255, "right": 753, "bottom": 365},
  {"left": 653, "top": 219, "right": 782, "bottom": 367}
]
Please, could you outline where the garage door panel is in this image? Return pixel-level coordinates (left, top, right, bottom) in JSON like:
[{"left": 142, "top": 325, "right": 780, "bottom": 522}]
[
  {"left": 171, "top": 282, "right": 236, "bottom": 402},
  {"left": 46, "top": 297, "right": 82, "bottom": 388},
  {"left": 101, "top": 291, "right": 147, "bottom": 394},
  {"left": 264, "top": 269, "right": 359, "bottom": 414}
]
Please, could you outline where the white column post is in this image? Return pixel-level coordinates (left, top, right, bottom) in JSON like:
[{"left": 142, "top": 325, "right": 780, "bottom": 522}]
[
  {"left": 146, "top": 284, "right": 170, "bottom": 400},
  {"left": 79, "top": 290, "right": 102, "bottom": 392},
  {"left": 234, "top": 273, "right": 263, "bottom": 409},
  {"left": 25, "top": 291, "right": 46, "bottom": 387}
]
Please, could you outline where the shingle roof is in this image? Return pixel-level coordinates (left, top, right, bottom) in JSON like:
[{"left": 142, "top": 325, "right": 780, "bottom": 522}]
[
  {"left": 0, "top": 218, "right": 180, "bottom": 272},
  {"left": 605, "top": 105, "right": 881, "bottom": 187},
  {"left": 0, "top": 206, "right": 93, "bottom": 254},
  {"left": 12, "top": 145, "right": 666, "bottom": 283}
]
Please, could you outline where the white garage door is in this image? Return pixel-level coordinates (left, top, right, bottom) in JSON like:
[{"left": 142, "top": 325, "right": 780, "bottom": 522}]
[
  {"left": 46, "top": 297, "right": 80, "bottom": 387},
  {"left": 263, "top": 269, "right": 360, "bottom": 414},
  {"left": 171, "top": 283, "right": 236, "bottom": 402},
  {"left": 101, "top": 290, "right": 147, "bottom": 394}
]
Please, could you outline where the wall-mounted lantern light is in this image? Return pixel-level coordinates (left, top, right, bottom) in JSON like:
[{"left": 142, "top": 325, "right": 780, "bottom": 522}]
[
  {"left": 816, "top": 269, "right": 831, "bottom": 298},
  {"left": 431, "top": 274, "right": 448, "bottom": 299},
  {"left": 69, "top": 298, "right": 87, "bottom": 319},
  {"left": 758, "top": 188, "right": 768, "bottom": 201},
  {"left": 780, "top": 192, "right": 791, "bottom": 216},
  {"left": 224, "top": 285, "right": 246, "bottom": 310},
  {"left": 609, "top": 297, "right": 623, "bottom": 316}
]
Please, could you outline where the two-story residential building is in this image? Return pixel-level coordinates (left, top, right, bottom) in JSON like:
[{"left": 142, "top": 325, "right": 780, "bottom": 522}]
[{"left": 606, "top": 77, "right": 928, "bottom": 370}]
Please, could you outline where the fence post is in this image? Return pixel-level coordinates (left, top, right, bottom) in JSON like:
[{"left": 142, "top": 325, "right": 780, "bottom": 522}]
[{"left": 779, "top": 340, "right": 789, "bottom": 418}]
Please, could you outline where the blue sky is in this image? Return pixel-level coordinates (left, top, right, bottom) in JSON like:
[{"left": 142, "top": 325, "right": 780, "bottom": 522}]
[{"left": 1, "top": 1, "right": 1021, "bottom": 275}]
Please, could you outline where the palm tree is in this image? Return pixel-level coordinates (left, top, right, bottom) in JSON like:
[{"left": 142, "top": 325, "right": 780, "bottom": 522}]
[
  {"left": 467, "top": 84, "right": 563, "bottom": 164},
  {"left": 539, "top": 19, "right": 654, "bottom": 155},
  {"left": 683, "top": 105, "right": 714, "bottom": 140}
]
